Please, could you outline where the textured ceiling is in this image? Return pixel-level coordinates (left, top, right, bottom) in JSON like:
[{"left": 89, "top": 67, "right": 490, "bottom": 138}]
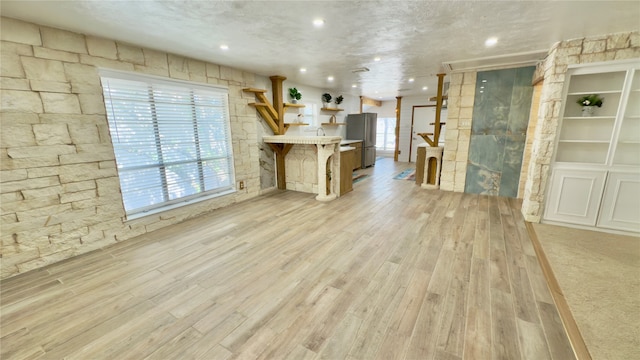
[{"left": 2, "top": 1, "right": 639, "bottom": 100}]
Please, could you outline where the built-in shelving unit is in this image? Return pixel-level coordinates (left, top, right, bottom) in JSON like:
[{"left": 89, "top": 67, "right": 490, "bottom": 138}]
[{"left": 544, "top": 60, "right": 640, "bottom": 233}]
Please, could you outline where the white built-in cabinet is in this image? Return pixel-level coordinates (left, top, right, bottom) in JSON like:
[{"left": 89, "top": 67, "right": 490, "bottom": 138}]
[{"left": 544, "top": 60, "right": 640, "bottom": 234}]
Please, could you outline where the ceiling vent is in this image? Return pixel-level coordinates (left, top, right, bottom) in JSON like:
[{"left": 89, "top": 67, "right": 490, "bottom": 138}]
[
  {"left": 442, "top": 50, "right": 547, "bottom": 72},
  {"left": 351, "top": 67, "right": 370, "bottom": 73}
]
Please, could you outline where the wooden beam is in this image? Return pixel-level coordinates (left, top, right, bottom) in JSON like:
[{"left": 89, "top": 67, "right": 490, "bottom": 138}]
[
  {"left": 361, "top": 96, "right": 382, "bottom": 107},
  {"left": 433, "top": 73, "right": 446, "bottom": 145},
  {"left": 394, "top": 96, "right": 402, "bottom": 161},
  {"left": 242, "top": 87, "right": 267, "bottom": 93},
  {"left": 267, "top": 143, "right": 293, "bottom": 190},
  {"left": 254, "top": 93, "right": 278, "bottom": 120},
  {"left": 270, "top": 75, "right": 286, "bottom": 135},
  {"left": 252, "top": 105, "right": 279, "bottom": 134},
  {"left": 428, "top": 95, "right": 448, "bottom": 102}
]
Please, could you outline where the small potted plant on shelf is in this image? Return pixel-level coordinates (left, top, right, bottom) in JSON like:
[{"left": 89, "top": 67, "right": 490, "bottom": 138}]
[
  {"left": 322, "top": 93, "right": 332, "bottom": 108},
  {"left": 289, "top": 88, "right": 302, "bottom": 104},
  {"left": 576, "top": 94, "right": 603, "bottom": 117},
  {"left": 335, "top": 95, "right": 344, "bottom": 108}
]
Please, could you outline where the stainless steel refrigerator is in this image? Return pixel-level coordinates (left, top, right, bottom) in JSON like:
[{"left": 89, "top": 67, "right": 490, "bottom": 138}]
[{"left": 346, "top": 113, "right": 377, "bottom": 168}]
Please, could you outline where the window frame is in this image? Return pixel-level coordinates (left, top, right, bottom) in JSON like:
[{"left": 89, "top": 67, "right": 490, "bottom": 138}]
[{"left": 99, "top": 69, "right": 236, "bottom": 220}]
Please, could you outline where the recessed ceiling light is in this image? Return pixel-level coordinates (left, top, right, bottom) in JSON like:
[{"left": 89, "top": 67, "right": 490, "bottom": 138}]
[
  {"left": 485, "top": 37, "right": 498, "bottom": 47},
  {"left": 300, "top": 68, "right": 307, "bottom": 73},
  {"left": 408, "top": 78, "right": 415, "bottom": 83},
  {"left": 313, "top": 19, "right": 325, "bottom": 27},
  {"left": 482, "top": 79, "right": 488, "bottom": 83},
  {"left": 374, "top": 57, "right": 381, "bottom": 62},
  {"left": 220, "top": 44, "right": 229, "bottom": 50},
  {"left": 352, "top": 84, "right": 357, "bottom": 88},
  {"left": 422, "top": 86, "right": 428, "bottom": 91},
  {"left": 327, "top": 76, "right": 334, "bottom": 81}
]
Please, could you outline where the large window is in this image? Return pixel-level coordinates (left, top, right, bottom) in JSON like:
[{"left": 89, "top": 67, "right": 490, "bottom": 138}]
[
  {"left": 101, "top": 70, "right": 235, "bottom": 217},
  {"left": 376, "top": 117, "right": 396, "bottom": 152}
]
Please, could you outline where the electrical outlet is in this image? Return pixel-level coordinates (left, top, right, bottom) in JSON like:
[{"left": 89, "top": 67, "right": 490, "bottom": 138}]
[{"left": 239, "top": 181, "right": 244, "bottom": 190}]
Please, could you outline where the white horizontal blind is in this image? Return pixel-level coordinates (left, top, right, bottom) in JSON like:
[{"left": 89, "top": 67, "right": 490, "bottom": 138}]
[{"left": 101, "top": 71, "right": 234, "bottom": 216}]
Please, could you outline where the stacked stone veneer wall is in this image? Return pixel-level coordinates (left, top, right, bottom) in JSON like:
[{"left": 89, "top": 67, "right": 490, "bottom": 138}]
[
  {"left": 440, "top": 71, "right": 476, "bottom": 192},
  {"left": 0, "top": 17, "right": 266, "bottom": 279},
  {"left": 521, "top": 31, "right": 640, "bottom": 222}
]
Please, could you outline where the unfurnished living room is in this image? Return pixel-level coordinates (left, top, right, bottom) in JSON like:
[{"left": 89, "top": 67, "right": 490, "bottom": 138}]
[{"left": 1, "top": 1, "right": 639, "bottom": 360}]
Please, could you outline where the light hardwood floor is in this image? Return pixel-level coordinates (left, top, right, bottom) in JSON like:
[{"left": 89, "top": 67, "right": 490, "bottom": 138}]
[{"left": 0, "top": 158, "right": 575, "bottom": 360}]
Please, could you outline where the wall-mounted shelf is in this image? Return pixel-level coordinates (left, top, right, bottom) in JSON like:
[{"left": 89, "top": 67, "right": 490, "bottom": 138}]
[
  {"left": 321, "top": 107, "right": 344, "bottom": 112},
  {"left": 285, "top": 123, "right": 309, "bottom": 126},
  {"left": 321, "top": 123, "right": 346, "bottom": 126},
  {"left": 284, "top": 103, "right": 305, "bottom": 108}
]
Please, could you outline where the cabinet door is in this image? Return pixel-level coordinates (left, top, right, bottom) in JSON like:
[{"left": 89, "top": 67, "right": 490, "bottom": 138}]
[
  {"left": 597, "top": 172, "right": 640, "bottom": 232},
  {"left": 544, "top": 169, "right": 607, "bottom": 226},
  {"left": 340, "top": 150, "right": 354, "bottom": 195},
  {"left": 353, "top": 142, "right": 362, "bottom": 170}
]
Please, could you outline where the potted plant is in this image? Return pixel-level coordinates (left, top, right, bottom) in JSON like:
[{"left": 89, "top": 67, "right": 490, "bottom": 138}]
[
  {"left": 576, "top": 94, "right": 603, "bottom": 117},
  {"left": 289, "top": 88, "right": 302, "bottom": 104},
  {"left": 335, "top": 95, "right": 344, "bottom": 107},
  {"left": 322, "top": 93, "right": 332, "bottom": 108}
]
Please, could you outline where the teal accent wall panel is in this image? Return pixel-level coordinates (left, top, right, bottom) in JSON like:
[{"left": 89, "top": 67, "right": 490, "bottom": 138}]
[{"left": 464, "top": 66, "right": 535, "bottom": 197}]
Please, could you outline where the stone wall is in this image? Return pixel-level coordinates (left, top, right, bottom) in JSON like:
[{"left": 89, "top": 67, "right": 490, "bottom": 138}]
[
  {"left": 521, "top": 31, "right": 640, "bottom": 222},
  {"left": 285, "top": 145, "right": 320, "bottom": 194},
  {"left": 440, "top": 71, "right": 476, "bottom": 192},
  {"left": 0, "top": 17, "right": 265, "bottom": 278},
  {"left": 519, "top": 81, "right": 543, "bottom": 198}
]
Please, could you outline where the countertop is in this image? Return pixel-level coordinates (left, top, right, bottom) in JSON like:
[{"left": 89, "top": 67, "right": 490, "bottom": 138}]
[
  {"left": 263, "top": 135, "right": 342, "bottom": 145},
  {"left": 340, "top": 139, "right": 363, "bottom": 145}
]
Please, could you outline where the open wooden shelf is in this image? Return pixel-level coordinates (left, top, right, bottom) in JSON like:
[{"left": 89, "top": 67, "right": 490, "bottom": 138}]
[
  {"left": 285, "top": 123, "right": 309, "bottom": 126},
  {"left": 321, "top": 123, "right": 346, "bottom": 126},
  {"left": 321, "top": 107, "right": 344, "bottom": 112},
  {"left": 284, "top": 103, "right": 305, "bottom": 108},
  {"left": 242, "top": 87, "right": 267, "bottom": 93}
]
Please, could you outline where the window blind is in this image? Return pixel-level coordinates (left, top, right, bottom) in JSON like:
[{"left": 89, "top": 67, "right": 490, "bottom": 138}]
[{"left": 100, "top": 71, "right": 235, "bottom": 216}]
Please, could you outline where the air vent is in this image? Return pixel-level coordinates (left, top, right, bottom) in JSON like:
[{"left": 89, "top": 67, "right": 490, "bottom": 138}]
[
  {"left": 351, "top": 67, "right": 370, "bottom": 73},
  {"left": 397, "top": 88, "right": 412, "bottom": 92},
  {"left": 442, "top": 50, "right": 547, "bottom": 72}
]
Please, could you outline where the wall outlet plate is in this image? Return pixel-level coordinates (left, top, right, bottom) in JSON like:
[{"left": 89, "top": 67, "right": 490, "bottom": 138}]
[{"left": 239, "top": 181, "right": 244, "bottom": 190}]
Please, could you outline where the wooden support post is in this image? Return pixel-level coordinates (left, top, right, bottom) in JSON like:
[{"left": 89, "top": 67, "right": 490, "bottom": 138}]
[
  {"left": 268, "top": 143, "right": 293, "bottom": 190},
  {"left": 394, "top": 96, "right": 402, "bottom": 161},
  {"left": 433, "top": 73, "right": 446, "bottom": 145},
  {"left": 270, "top": 75, "right": 286, "bottom": 135}
]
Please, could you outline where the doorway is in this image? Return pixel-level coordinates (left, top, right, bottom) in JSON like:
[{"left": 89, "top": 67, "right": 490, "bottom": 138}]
[{"left": 409, "top": 105, "right": 447, "bottom": 162}]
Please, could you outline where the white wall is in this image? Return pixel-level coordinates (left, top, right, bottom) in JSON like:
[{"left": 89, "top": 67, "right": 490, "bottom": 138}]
[{"left": 397, "top": 95, "right": 437, "bottom": 162}]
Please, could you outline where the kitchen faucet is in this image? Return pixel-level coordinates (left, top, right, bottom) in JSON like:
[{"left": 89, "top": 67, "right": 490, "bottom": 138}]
[{"left": 317, "top": 127, "right": 326, "bottom": 136}]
